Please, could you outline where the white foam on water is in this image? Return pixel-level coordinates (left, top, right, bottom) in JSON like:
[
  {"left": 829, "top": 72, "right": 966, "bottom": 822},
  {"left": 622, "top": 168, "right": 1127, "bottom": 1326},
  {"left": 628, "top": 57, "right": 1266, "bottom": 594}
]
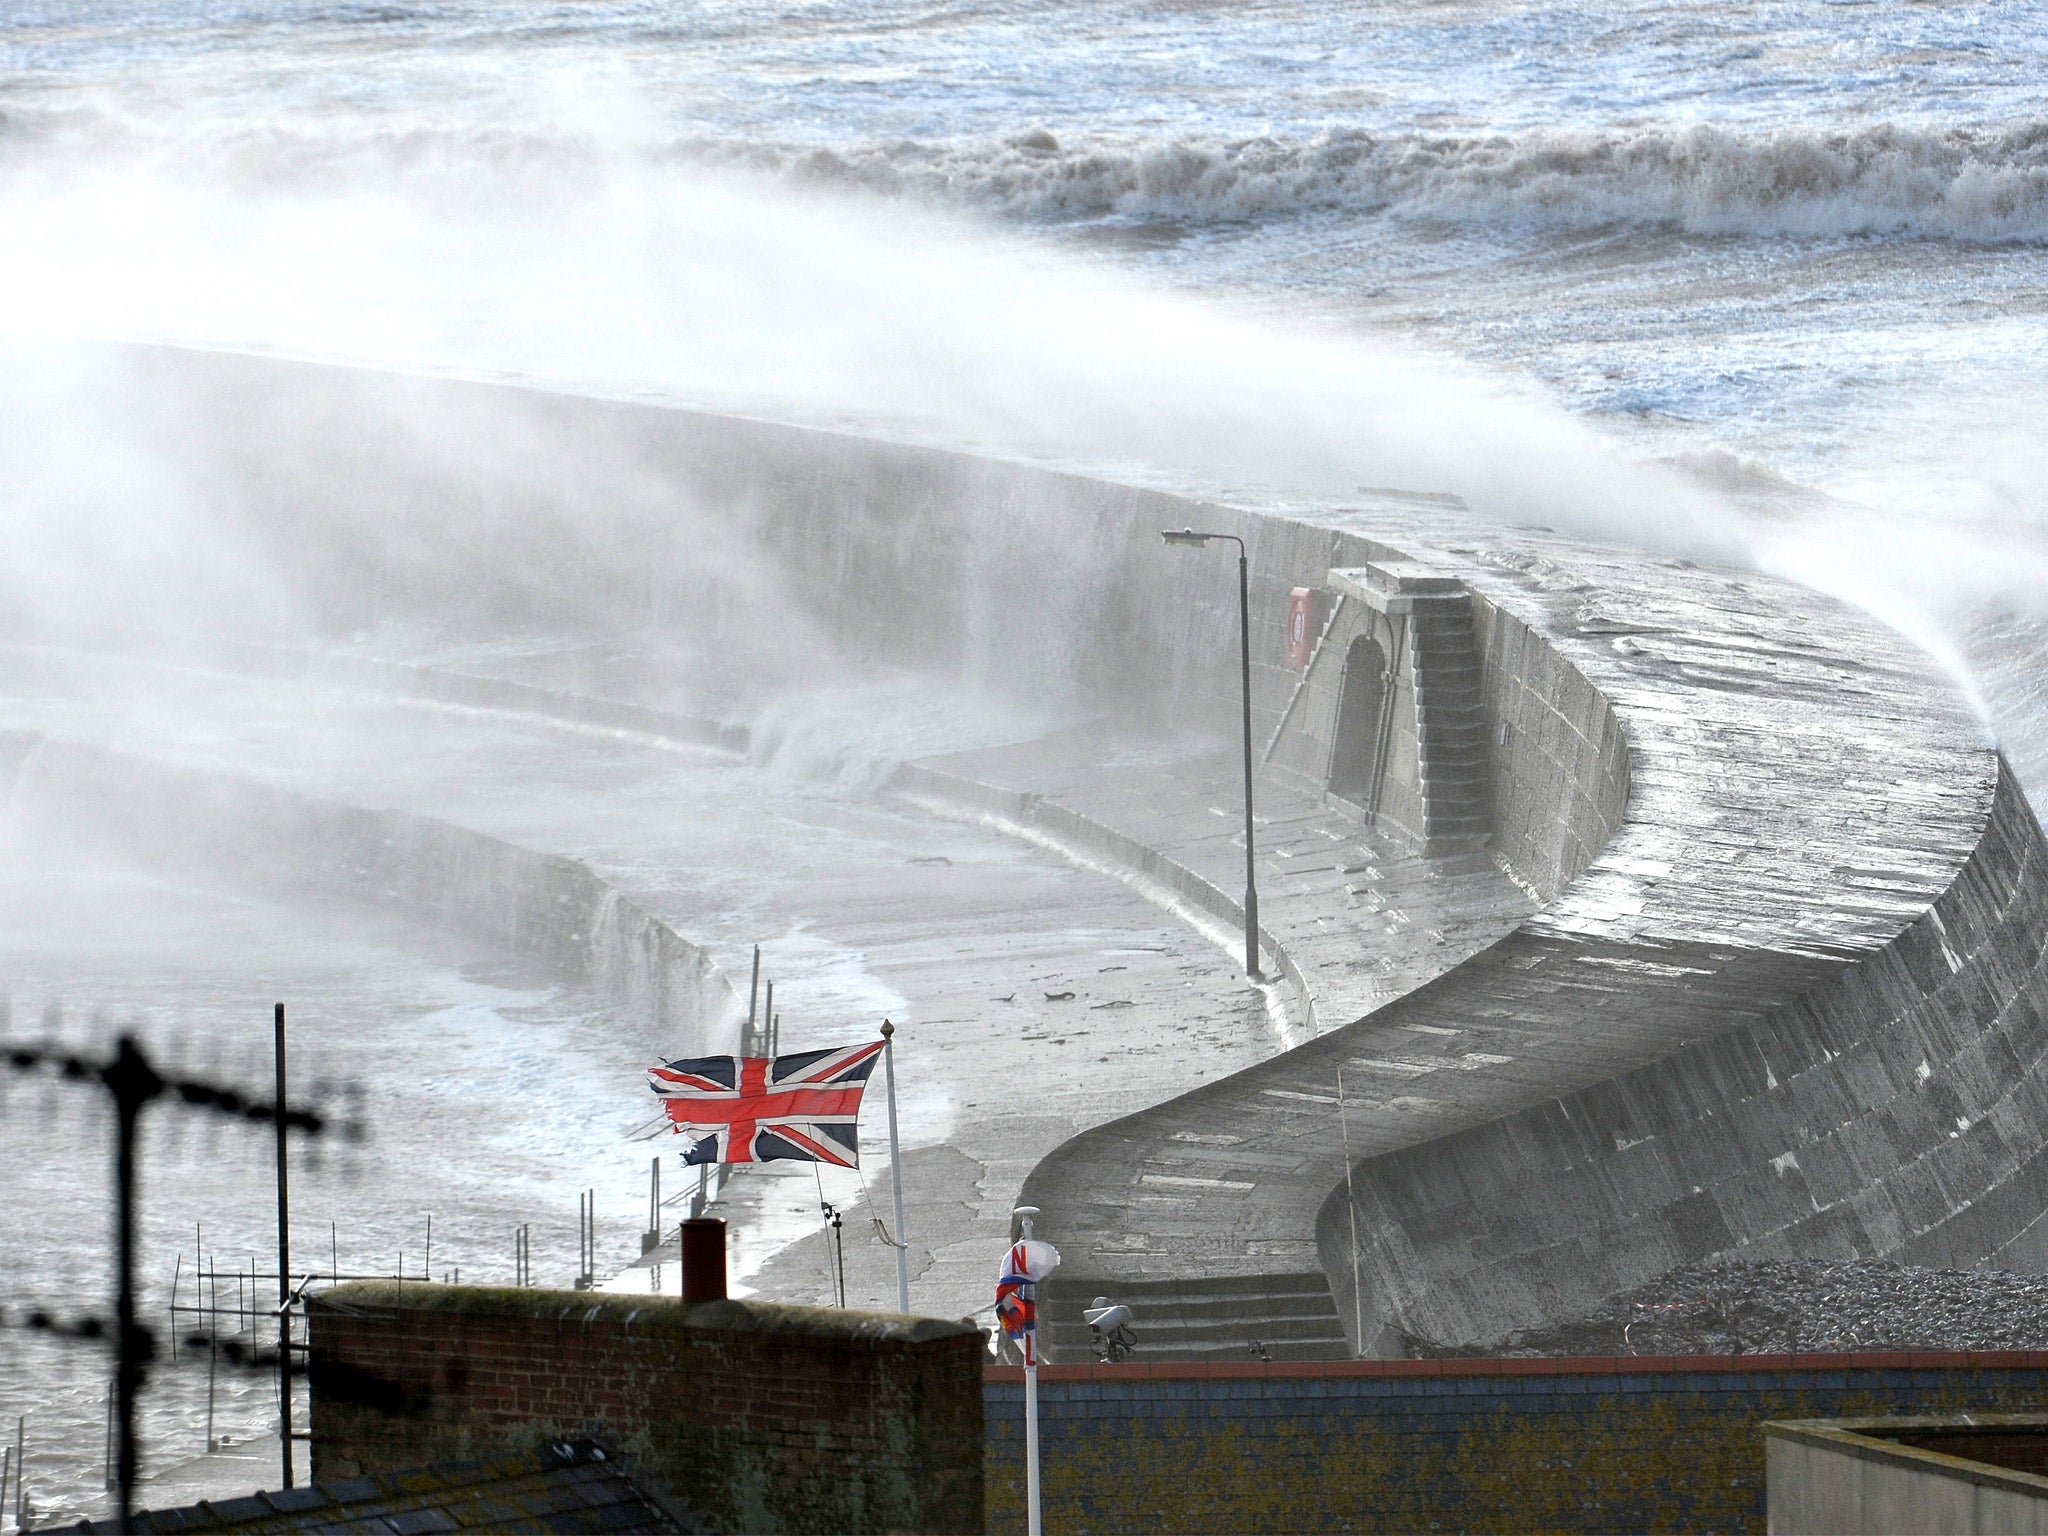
[{"left": 721, "top": 121, "right": 2048, "bottom": 243}]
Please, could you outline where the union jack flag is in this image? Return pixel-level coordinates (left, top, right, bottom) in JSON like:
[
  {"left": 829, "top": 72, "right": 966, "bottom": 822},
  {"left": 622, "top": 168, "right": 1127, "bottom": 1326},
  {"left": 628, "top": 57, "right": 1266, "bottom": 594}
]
[{"left": 647, "top": 1040, "right": 884, "bottom": 1167}]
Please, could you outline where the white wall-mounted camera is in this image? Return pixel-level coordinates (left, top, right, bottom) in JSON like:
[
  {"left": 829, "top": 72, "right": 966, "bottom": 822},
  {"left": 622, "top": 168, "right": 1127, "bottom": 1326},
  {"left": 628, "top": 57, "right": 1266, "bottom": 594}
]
[{"left": 1084, "top": 1296, "right": 1137, "bottom": 1362}]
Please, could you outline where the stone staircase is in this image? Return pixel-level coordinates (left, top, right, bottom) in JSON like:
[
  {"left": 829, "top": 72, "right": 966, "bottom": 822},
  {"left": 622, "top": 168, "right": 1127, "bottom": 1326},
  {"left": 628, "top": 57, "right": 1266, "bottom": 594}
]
[
  {"left": 1406, "top": 586, "right": 1492, "bottom": 851},
  {"left": 1039, "top": 1272, "right": 1352, "bottom": 1365},
  {"left": 1344, "top": 561, "right": 1492, "bottom": 853}
]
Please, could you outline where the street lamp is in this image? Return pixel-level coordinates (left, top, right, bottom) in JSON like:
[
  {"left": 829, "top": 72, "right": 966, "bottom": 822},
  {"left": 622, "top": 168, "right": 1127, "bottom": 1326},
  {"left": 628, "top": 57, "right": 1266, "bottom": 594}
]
[{"left": 1161, "top": 527, "right": 1261, "bottom": 979}]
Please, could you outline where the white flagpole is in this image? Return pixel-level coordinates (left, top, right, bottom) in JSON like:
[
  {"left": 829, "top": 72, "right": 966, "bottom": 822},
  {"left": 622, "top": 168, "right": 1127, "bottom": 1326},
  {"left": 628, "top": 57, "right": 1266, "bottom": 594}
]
[
  {"left": 881, "top": 1020, "right": 910, "bottom": 1314},
  {"left": 1339, "top": 1063, "right": 1364, "bottom": 1356},
  {"left": 1016, "top": 1204, "right": 1044, "bottom": 1536}
]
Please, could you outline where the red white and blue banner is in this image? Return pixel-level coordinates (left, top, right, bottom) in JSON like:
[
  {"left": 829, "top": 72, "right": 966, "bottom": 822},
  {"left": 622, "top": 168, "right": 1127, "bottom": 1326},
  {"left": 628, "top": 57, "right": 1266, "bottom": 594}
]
[
  {"left": 996, "top": 1238, "right": 1062, "bottom": 1365},
  {"left": 647, "top": 1040, "right": 884, "bottom": 1167}
]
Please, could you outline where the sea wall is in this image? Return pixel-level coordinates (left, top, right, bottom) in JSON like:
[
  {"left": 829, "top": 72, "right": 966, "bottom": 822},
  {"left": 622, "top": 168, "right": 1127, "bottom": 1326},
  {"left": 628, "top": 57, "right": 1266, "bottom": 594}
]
[
  {"left": 1316, "top": 761, "right": 2048, "bottom": 1350},
  {"left": 47, "top": 342, "right": 2048, "bottom": 1356},
  {"left": 10, "top": 737, "right": 744, "bottom": 1055},
  {"left": 80, "top": 345, "right": 1621, "bottom": 898}
]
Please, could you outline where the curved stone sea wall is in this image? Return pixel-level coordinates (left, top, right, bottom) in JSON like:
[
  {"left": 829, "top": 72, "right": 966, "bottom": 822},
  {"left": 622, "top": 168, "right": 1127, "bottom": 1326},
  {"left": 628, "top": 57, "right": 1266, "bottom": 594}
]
[
  {"left": 1316, "top": 762, "right": 2048, "bottom": 1349},
  {"left": 35, "top": 342, "right": 2048, "bottom": 1354},
  {"left": 9, "top": 736, "right": 745, "bottom": 1057}
]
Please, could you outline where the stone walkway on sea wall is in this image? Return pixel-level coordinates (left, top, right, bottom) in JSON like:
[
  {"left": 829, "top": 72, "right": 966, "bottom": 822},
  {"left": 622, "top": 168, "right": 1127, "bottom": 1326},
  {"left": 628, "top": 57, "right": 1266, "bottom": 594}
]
[{"left": 896, "top": 726, "right": 1535, "bottom": 1043}]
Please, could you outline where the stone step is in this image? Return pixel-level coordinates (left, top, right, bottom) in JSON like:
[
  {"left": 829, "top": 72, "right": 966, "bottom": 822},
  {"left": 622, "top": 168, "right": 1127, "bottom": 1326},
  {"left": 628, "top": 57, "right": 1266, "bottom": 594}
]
[
  {"left": 1419, "top": 752, "right": 1488, "bottom": 776},
  {"left": 1045, "top": 1336, "right": 1354, "bottom": 1365},
  {"left": 1419, "top": 777, "right": 1490, "bottom": 804},
  {"left": 1039, "top": 1322, "right": 1352, "bottom": 1360},
  {"left": 1041, "top": 1320, "right": 1351, "bottom": 1362},
  {"left": 1413, "top": 686, "right": 1483, "bottom": 711},
  {"left": 1418, "top": 736, "right": 1489, "bottom": 760},
  {"left": 1418, "top": 733, "right": 1489, "bottom": 760},
  {"left": 1418, "top": 708, "right": 1488, "bottom": 730},
  {"left": 1424, "top": 813, "right": 1491, "bottom": 835},
  {"left": 1423, "top": 776, "right": 1490, "bottom": 798},
  {"left": 1414, "top": 698, "right": 1488, "bottom": 723},
  {"left": 1038, "top": 1271, "right": 1351, "bottom": 1364},
  {"left": 1418, "top": 767, "right": 1488, "bottom": 792},
  {"left": 1421, "top": 782, "right": 1492, "bottom": 807},
  {"left": 1412, "top": 667, "right": 1482, "bottom": 692},
  {"left": 1047, "top": 1270, "right": 1335, "bottom": 1299},
  {"left": 1060, "top": 1290, "right": 1347, "bottom": 1325},
  {"left": 1048, "top": 1311, "right": 1346, "bottom": 1346}
]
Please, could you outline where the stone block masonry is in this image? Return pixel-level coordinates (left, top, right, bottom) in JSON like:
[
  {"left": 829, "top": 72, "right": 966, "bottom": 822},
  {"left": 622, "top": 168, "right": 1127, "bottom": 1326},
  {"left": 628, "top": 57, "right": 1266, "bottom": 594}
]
[
  {"left": 307, "top": 1282, "right": 985, "bottom": 1535},
  {"left": 984, "top": 1355, "right": 2048, "bottom": 1534}
]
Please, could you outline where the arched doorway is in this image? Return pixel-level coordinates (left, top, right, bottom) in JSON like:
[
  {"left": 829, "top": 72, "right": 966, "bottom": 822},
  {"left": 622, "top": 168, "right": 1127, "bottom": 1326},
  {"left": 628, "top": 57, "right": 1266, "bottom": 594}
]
[{"left": 1329, "top": 634, "right": 1388, "bottom": 805}]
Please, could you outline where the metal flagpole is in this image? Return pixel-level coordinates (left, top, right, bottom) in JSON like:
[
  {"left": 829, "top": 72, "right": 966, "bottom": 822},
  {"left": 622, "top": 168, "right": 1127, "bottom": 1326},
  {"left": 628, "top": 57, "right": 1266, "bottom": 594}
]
[
  {"left": 1016, "top": 1205, "right": 1044, "bottom": 1536},
  {"left": 746, "top": 946, "right": 761, "bottom": 1051},
  {"left": 275, "top": 1002, "right": 295, "bottom": 1489},
  {"left": 1339, "top": 1064, "right": 1364, "bottom": 1355},
  {"left": 880, "top": 1020, "right": 910, "bottom": 1314}
]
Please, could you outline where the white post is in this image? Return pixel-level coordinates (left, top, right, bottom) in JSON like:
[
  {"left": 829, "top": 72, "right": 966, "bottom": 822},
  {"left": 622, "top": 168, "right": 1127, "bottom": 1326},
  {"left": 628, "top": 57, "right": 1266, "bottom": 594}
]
[
  {"left": 1016, "top": 1204, "right": 1044, "bottom": 1536},
  {"left": 1025, "top": 1359, "right": 1041, "bottom": 1536},
  {"left": 880, "top": 1020, "right": 910, "bottom": 1314},
  {"left": 1339, "top": 1064, "right": 1364, "bottom": 1355}
]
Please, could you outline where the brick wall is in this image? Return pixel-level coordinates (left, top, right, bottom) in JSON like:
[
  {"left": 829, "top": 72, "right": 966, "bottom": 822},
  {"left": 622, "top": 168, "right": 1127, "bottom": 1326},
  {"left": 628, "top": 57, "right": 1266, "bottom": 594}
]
[
  {"left": 307, "top": 1282, "right": 984, "bottom": 1535},
  {"left": 984, "top": 1352, "right": 2048, "bottom": 1534}
]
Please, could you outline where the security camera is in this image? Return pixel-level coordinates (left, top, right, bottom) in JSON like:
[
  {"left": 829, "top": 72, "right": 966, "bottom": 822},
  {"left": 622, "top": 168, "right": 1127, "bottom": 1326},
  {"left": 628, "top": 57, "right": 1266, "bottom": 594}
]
[{"left": 1084, "top": 1296, "right": 1137, "bottom": 1362}]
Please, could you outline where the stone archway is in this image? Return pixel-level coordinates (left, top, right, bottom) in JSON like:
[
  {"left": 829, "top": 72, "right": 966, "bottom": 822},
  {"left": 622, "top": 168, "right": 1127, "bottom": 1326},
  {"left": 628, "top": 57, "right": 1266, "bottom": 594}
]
[{"left": 1329, "top": 633, "right": 1387, "bottom": 805}]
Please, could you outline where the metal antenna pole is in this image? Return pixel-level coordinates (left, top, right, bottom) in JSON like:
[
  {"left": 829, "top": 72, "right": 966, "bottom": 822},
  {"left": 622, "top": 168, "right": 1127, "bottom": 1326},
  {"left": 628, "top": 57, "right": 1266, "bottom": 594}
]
[
  {"left": 880, "top": 1021, "right": 910, "bottom": 1314},
  {"left": 1238, "top": 545, "right": 1261, "bottom": 980},
  {"left": 207, "top": 1260, "right": 219, "bottom": 1451},
  {"left": 105, "top": 1033, "right": 165, "bottom": 1532},
  {"left": 274, "top": 1003, "right": 294, "bottom": 1489}
]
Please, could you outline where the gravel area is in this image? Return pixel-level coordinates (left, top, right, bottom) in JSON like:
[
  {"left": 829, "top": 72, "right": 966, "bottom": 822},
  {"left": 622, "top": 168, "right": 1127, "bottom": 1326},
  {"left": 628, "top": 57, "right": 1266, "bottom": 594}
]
[{"left": 1416, "top": 1260, "right": 2048, "bottom": 1358}]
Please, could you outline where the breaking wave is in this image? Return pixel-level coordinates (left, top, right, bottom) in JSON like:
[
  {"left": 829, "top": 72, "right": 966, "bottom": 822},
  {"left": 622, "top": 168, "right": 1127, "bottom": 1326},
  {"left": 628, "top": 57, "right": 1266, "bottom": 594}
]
[
  {"left": 732, "top": 119, "right": 2048, "bottom": 242},
  {"left": 10, "top": 102, "right": 2048, "bottom": 245}
]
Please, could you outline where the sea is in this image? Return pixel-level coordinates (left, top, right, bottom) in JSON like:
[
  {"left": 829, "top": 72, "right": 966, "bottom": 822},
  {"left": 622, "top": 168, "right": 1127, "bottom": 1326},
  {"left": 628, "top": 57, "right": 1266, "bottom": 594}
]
[
  {"left": 6, "top": 4, "right": 2048, "bottom": 648},
  {"left": 4, "top": 0, "right": 2048, "bottom": 1519}
]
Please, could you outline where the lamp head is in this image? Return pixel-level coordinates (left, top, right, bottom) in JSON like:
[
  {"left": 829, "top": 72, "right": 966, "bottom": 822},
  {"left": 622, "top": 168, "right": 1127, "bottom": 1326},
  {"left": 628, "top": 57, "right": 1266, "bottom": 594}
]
[{"left": 1161, "top": 528, "right": 1209, "bottom": 547}]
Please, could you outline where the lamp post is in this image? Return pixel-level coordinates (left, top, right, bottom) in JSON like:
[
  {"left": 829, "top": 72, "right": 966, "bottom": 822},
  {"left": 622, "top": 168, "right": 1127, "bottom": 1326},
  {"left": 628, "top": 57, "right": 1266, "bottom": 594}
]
[{"left": 1162, "top": 527, "right": 1261, "bottom": 979}]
